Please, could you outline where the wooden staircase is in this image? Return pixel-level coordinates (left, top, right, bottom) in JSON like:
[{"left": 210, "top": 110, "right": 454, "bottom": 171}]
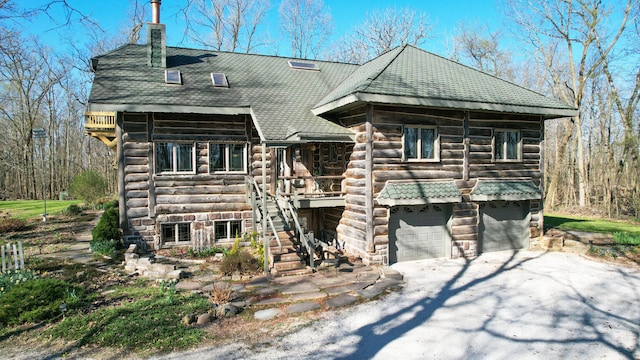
[
  {"left": 258, "top": 197, "right": 313, "bottom": 277},
  {"left": 269, "top": 231, "right": 312, "bottom": 277}
]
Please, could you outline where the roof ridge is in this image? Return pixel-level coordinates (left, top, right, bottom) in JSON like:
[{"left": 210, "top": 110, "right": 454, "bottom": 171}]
[
  {"left": 164, "top": 45, "right": 359, "bottom": 66},
  {"left": 357, "top": 45, "right": 408, "bottom": 93}
]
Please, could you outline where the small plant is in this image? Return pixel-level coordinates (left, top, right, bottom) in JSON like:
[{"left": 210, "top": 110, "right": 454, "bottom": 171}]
[
  {"left": 92, "top": 206, "right": 120, "bottom": 242},
  {"left": 228, "top": 236, "right": 241, "bottom": 257},
  {"left": 248, "top": 231, "right": 264, "bottom": 265},
  {"left": 219, "top": 250, "right": 260, "bottom": 275},
  {"left": 90, "top": 238, "right": 119, "bottom": 257},
  {"left": 209, "top": 282, "right": 235, "bottom": 304},
  {"left": 0, "top": 269, "right": 39, "bottom": 296},
  {"left": 159, "top": 280, "right": 178, "bottom": 305},
  {"left": 613, "top": 232, "right": 640, "bottom": 246},
  {"left": 0, "top": 217, "right": 27, "bottom": 232},
  {"left": 62, "top": 204, "right": 83, "bottom": 216},
  {"left": 188, "top": 247, "right": 223, "bottom": 258}
]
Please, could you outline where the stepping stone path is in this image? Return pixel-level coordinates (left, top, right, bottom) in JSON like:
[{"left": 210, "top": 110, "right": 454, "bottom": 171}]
[{"left": 167, "top": 262, "right": 404, "bottom": 321}]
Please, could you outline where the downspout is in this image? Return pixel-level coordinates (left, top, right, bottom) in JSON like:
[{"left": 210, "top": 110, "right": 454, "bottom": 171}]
[
  {"left": 262, "top": 142, "right": 269, "bottom": 274},
  {"left": 116, "top": 113, "right": 127, "bottom": 234},
  {"left": 365, "top": 105, "right": 374, "bottom": 253},
  {"left": 539, "top": 115, "right": 545, "bottom": 232}
]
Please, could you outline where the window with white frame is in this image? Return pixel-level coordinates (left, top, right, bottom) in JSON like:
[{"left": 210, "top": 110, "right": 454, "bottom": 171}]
[
  {"left": 161, "top": 223, "right": 190, "bottom": 244},
  {"left": 403, "top": 126, "right": 439, "bottom": 161},
  {"left": 155, "top": 142, "right": 195, "bottom": 174},
  {"left": 215, "top": 220, "right": 242, "bottom": 240},
  {"left": 494, "top": 129, "right": 521, "bottom": 161},
  {"left": 209, "top": 143, "right": 246, "bottom": 172}
]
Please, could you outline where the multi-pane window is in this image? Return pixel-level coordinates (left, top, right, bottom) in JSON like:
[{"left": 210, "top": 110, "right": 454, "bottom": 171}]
[
  {"left": 215, "top": 220, "right": 242, "bottom": 240},
  {"left": 155, "top": 142, "right": 195, "bottom": 173},
  {"left": 209, "top": 143, "right": 246, "bottom": 172},
  {"left": 161, "top": 223, "right": 190, "bottom": 244},
  {"left": 494, "top": 130, "right": 521, "bottom": 161},
  {"left": 404, "top": 126, "right": 439, "bottom": 161}
]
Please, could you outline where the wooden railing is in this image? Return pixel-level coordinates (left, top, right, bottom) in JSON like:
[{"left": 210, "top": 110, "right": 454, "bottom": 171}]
[
  {"left": 278, "top": 175, "right": 345, "bottom": 198},
  {"left": 84, "top": 111, "right": 116, "bottom": 130},
  {"left": 248, "top": 177, "right": 282, "bottom": 253}
]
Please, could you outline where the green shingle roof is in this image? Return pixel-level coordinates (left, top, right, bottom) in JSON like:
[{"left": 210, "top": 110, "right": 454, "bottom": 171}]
[
  {"left": 88, "top": 43, "right": 577, "bottom": 143},
  {"left": 377, "top": 181, "right": 462, "bottom": 206},
  {"left": 469, "top": 180, "right": 541, "bottom": 201},
  {"left": 88, "top": 45, "right": 359, "bottom": 142},
  {"left": 313, "top": 45, "right": 577, "bottom": 118}
]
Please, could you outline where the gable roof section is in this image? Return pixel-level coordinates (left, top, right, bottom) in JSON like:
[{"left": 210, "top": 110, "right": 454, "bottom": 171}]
[
  {"left": 88, "top": 45, "right": 359, "bottom": 142},
  {"left": 313, "top": 45, "right": 577, "bottom": 119}
]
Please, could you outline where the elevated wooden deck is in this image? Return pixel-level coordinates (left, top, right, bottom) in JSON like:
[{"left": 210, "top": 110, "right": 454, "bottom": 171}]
[{"left": 84, "top": 111, "right": 116, "bottom": 148}]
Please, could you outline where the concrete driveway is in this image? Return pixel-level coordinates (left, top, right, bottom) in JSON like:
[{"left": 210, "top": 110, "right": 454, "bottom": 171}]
[{"left": 163, "top": 250, "right": 640, "bottom": 360}]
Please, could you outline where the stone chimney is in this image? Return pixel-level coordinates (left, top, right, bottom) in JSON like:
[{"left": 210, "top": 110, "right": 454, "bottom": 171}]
[{"left": 147, "top": 0, "right": 166, "bottom": 68}]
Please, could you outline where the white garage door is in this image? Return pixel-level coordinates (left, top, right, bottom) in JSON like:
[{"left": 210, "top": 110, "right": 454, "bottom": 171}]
[
  {"left": 389, "top": 204, "right": 452, "bottom": 263},
  {"left": 479, "top": 201, "right": 530, "bottom": 253}
]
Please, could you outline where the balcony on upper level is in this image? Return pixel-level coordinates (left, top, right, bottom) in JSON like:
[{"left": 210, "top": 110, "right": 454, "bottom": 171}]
[{"left": 84, "top": 111, "right": 116, "bottom": 148}]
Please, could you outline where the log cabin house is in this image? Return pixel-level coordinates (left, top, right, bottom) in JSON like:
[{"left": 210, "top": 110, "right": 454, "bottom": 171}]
[{"left": 84, "top": 1, "right": 577, "bottom": 271}]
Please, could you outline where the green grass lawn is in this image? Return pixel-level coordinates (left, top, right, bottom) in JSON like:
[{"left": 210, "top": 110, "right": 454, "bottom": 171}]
[
  {"left": 545, "top": 213, "right": 640, "bottom": 236},
  {"left": 0, "top": 200, "right": 82, "bottom": 221}
]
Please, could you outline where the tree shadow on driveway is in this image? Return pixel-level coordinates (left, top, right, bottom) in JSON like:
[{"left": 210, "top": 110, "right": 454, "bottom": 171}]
[{"left": 333, "top": 251, "right": 639, "bottom": 359}]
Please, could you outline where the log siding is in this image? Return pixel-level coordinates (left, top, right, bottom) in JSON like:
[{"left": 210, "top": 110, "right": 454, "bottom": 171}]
[
  {"left": 336, "top": 106, "right": 545, "bottom": 265},
  {"left": 121, "top": 112, "right": 254, "bottom": 248}
]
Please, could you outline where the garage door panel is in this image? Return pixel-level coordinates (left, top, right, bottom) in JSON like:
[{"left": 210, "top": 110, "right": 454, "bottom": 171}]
[
  {"left": 480, "top": 201, "right": 530, "bottom": 253},
  {"left": 390, "top": 205, "right": 452, "bottom": 263}
]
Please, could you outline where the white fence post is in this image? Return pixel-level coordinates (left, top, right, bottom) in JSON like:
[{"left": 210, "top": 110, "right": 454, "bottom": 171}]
[
  {"left": 1, "top": 245, "right": 5, "bottom": 272},
  {"left": 0, "top": 242, "right": 25, "bottom": 273}
]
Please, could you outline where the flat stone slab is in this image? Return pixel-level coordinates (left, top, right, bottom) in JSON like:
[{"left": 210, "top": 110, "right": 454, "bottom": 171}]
[
  {"left": 271, "top": 274, "right": 309, "bottom": 285},
  {"left": 380, "top": 267, "right": 404, "bottom": 281},
  {"left": 256, "top": 287, "right": 278, "bottom": 296},
  {"left": 279, "top": 282, "right": 319, "bottom": 295},
  {"left": 254, "top": 308, "right": 281, "bottom": 320},
  {"left": 231, "top": 284, "right": 246, "bottom": 292},
  {"left": 375, "top": 278, "right": 405, "bottom": 290},
  {"left": 175, "top": 280, "right": 202, "bottom": 291},
  {"left": 356, "top": 285, "right": 388, "bottom": 299},
  {"left": 324, "top": 285, "right": 353, "bottom": 296},
  {"left": 286, "top": 302, "right": 321, "bottom": 314},
  {"left": 289, "top": 291, "right": 328, "bottom": 301},
  {"left": 353, "top": 272, "right": 381, "bottom": 283},
  {"left": 255, "top": 297, "right": 289, "bottom": 306},
  {"left": 245, "top": 276, "right": 270, "bottom": 288},
  {"left": 326, "top": 294, "right": 359, "bottom": 308},
  {"left": 310, "top": 276, "right": 346, "bottom": 287}
]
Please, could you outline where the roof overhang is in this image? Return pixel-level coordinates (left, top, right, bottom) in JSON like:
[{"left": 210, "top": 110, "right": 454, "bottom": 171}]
[
  {"left": 312, "top": 93, "right": 578, "bottom": 119},
  {"left": 469, "top": 179, "right": 542, "bottom": 202},
  {"left": 88, "top": 103, "right": 252, "bottom": 116},
  {"left": 377, "top": 180, "right": 462, "bottom": 206}
]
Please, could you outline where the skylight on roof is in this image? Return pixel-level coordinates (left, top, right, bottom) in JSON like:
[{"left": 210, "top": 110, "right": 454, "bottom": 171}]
[
  {"left": 211, "top": 73, "right": 229, "bottom": 87},
  {"left": 288, "top": 60, "right": 319, "bottom": 71},
  {"left": 165, "top": 69, "right": 182, "bottom": 85}
]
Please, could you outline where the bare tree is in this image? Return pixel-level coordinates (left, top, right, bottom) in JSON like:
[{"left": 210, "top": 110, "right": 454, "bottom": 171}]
[
  {"left": 328, "top": 6, "right": 432, "bottom": 64},
  {"left": 448, "top": 22, "right": 515, "bottom": 81},
  {"left": 507, "top": 0, "right": 636, "bottom": 209},
  {"left": 279, "top": 0, "right": 333, "bottom": 59},
  {"left": 182, "top": 0, "right": 270, "bottom": 53}
]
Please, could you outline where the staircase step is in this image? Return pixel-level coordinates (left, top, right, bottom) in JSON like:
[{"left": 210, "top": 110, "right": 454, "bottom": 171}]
[
  {"left": 271, "top": 267, "right": 313, "bottom": 277},
  {"left": 271, "top": 252, "right": 304, "bottom": 262},
  {"left": 269, "top": 237, "right": 294, "bottom": 248},
  {"left": 273, "top": 260, "right": 306, "bottom": 272}
]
